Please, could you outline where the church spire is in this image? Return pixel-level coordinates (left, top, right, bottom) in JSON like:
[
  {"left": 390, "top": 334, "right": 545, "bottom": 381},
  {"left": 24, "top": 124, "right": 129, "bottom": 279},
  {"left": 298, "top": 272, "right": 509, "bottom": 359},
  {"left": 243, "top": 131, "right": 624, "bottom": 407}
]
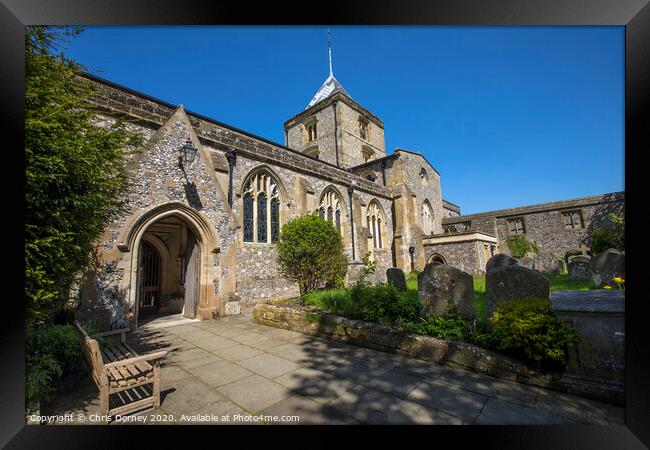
[
  {"left": 328, "top": 28, "right": 333, "bottom": 78},
  {"left": 305, "top": 28, "right": 351, "bottom": 109}
]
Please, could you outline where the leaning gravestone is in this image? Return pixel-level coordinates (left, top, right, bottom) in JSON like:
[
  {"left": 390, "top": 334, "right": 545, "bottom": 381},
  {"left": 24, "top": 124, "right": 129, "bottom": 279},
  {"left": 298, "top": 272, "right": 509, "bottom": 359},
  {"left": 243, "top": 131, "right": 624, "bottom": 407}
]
[
  {"left": 591, "top": 249, "right": 625, "bottom": 287},
  {"left": 568, "top": 260, "right": 592, "bottom": 281},
  {"left": 418, "top": 264, "right": 475, "bottom": 321},
  {"left": 485, "top": 254, "right": 519, "bottom": 273},
  {"left": 557, "top": 259, "right": 568, "bottom": 275},
  {"left": 386, "top": 267, "right": 407, "bottom": 292},
  {"left": 485, "top": 265, "right": 550, "bottom": 318}
]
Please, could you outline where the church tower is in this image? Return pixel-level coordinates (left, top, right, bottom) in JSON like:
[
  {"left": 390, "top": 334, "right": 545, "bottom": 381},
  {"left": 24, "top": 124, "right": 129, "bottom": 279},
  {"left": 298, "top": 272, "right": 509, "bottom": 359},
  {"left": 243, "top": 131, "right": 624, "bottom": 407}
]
[{"left": 284, "top": 31, "right": 386, "bottom": 169}]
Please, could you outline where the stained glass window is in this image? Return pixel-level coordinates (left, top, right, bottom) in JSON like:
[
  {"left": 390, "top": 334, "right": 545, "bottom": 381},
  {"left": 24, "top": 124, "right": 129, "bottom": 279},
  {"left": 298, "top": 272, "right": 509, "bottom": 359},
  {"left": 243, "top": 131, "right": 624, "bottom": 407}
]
[
  {"left": 257, "top": 193, "right": 267, "bottom": 242},
  {"left": 242, "top": 171, "right": 281, "bottom": 244},
  {"left": 367, "top": 201, "right": 384, "bottom": 250},
  {"left": 319, "top": 188, "right": 344, "bottom": 237},
  {"left": 243, "top": 194, "right": 254, "bottom": 242},
  {"left": 271, "top": 198, "right": 280, "bottom": 243}
]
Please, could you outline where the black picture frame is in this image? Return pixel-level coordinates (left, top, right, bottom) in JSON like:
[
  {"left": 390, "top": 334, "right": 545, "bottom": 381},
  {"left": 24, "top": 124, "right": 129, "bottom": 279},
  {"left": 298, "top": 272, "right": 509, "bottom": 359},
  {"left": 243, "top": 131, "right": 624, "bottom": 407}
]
[{"left": 2, "top": 0, "right": 648, "bottom": 447}]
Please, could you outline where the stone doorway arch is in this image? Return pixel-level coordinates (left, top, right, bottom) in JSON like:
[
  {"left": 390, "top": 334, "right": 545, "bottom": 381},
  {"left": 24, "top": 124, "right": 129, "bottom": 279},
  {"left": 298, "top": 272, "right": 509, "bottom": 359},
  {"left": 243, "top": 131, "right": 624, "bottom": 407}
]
[
  {"left": 428, "top": 253, "right": 447, "bottom": 266},
  {"left": 117, "top": 202, "right": 221, "bottom": 328}
]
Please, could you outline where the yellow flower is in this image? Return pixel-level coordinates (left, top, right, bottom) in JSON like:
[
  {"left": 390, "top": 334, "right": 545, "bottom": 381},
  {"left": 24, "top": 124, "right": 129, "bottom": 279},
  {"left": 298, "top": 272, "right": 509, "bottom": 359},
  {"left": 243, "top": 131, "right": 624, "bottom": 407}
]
[
  {"left": 613, "top": 277, "right": 624, "bottom": 284},
  {"left": 604, "top": 285, "right": 612, "bottom": 289}
]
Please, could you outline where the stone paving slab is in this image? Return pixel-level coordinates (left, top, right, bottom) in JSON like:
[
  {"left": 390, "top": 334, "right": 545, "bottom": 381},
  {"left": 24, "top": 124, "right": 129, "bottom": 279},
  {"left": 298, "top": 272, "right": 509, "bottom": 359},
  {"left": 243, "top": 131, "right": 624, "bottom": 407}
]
[
  {"left": 261, "top": 395, "right": 359, "bottom": 425},
  {"left": 42, "top": 307, "right": 625, "bottom": 426},
  {"left": 237, "top": 353, "right": 301, "bottom": 379},
  {"left": 475, "top": 398, "right": 575, "bottom": 425},
  {"left": 406, "top": 379, "right": 488, "bottom": 422},
  {"left": 217, "top": 374, "right": 291, "bottom": 413}
]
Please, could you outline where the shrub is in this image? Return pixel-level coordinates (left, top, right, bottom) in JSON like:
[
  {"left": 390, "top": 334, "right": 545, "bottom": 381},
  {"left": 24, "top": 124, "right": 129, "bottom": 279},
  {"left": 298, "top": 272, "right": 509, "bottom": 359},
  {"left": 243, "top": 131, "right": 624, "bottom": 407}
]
[
  {"left": 357, "top": 252, "right": 378, "bottom": 285},
  {"left": 506, "top": 235, "right": 539, "bottom": 258},
  {"left": 351, "top": 283, "right": 420, "bottom": 325},
  {"left": 591, "top": 213, "right": 624, "bottom": 255},
  {"left": 398, "top": 312, "right": 470, "bottom": 340},
  {"left": 26, "top": 322, "right": 101, "bottom": 403},
  {"left": 25, "top": 27, "right": 143, "bottom": 326},
  {"left": 489, "top": 298, "right": 576, "bottom": 366},
  {"left": 277, "top": 213, "right": 348, "bottom": 300}
]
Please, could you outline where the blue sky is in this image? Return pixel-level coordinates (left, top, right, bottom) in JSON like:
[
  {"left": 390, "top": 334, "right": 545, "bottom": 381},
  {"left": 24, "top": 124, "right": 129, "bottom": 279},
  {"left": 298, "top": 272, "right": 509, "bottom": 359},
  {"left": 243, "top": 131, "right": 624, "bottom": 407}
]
[{"left": 64, "top": 26, "right": 624, "bottom": 214}]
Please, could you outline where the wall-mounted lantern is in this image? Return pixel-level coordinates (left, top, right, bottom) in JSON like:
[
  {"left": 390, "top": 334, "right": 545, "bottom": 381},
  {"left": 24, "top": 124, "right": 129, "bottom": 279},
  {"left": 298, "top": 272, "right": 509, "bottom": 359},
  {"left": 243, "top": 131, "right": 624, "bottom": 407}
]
[{"left": 178, "top": 139, "right": 198, "bottom": 167}]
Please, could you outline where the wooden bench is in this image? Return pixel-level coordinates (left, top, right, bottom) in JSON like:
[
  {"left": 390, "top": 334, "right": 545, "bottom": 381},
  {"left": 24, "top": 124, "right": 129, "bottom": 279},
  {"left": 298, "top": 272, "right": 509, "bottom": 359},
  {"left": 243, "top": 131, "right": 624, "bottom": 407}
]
[{"left": 74, "top": 321, "right": 168, "bottom": 420}]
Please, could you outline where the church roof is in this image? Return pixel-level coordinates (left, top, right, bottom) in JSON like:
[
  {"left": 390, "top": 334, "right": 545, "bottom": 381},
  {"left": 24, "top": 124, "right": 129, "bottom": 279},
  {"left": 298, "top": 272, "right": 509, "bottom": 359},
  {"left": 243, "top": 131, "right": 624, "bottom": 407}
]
[{"left": 306, "top": 74, "right": 351, "bottom": 109}]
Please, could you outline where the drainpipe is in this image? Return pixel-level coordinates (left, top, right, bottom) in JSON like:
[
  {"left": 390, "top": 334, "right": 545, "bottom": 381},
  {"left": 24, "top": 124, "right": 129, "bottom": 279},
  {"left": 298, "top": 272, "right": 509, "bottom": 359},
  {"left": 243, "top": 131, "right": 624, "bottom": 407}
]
[
  {"left": 381, "top": 160, "right": 387, "bottom": 186},
  {"left": 347, "top": 186, "right": 356, "bottom": 260},
  {"left": 225, "top": 149, "right": 236, "bottom": 207},
  {"left": 333, "top": 100, "right": 340, "bottom": 167}
]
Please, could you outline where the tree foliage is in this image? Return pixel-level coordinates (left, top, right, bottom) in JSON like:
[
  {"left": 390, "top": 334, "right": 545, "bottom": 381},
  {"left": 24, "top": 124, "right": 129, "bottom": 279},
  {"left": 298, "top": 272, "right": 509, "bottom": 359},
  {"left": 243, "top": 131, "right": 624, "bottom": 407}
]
[
  {"left": 25, "top": 26, "right": 142, "bottom": 326},
  {"left": 276, "top": 213, "right": 348, "bottom": 300},
  {"left": 506, "top": 235, "right": 539, "bottom": 258},
  {"left": 591, "top": 213, "right": 625, "bottom": 255}
]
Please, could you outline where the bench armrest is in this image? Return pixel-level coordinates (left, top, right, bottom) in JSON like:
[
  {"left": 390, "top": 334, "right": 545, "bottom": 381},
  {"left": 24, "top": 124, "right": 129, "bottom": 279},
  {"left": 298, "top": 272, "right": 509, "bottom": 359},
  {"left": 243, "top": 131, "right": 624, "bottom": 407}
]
[{"left": 103, "top": 350, "right": 168, "bottom": 370}]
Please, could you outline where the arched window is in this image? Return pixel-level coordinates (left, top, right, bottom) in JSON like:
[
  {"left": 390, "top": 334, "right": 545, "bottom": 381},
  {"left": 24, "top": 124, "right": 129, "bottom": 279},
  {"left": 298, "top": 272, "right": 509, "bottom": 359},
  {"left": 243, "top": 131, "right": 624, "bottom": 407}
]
[
  {"left": 422, "top": 200, "right": 434, "bottom": 235},
  {"left": 420, "top": 168, "right": 428, "bottom": 186},
  {"left": 367, "top": 200, "right": 385, "bottom": 249},
  {"left": 242, "top": 170, "right": 281, "bottom": 243},
  {"left": 319, "top": 188, "right": 344, "bottom": 234}
]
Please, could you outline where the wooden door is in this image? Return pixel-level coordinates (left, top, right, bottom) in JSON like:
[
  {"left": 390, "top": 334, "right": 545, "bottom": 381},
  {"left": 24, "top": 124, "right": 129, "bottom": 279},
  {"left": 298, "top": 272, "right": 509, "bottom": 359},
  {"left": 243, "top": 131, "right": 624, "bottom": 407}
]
[
  {"left": 138, "top": 241, "right": 161, "bottom": 316},
  {"left": 183, "top": 234, "right": 199, "bottom": 318}
]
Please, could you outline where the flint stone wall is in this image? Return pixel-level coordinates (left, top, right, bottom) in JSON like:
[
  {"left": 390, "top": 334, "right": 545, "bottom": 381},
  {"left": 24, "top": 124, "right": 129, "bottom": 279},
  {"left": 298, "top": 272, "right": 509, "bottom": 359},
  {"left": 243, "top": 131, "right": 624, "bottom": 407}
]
[
  {"left": 442, "top": 192, "right": 625, "bottom": 272},
  {"left": 253, "top": 303, "right": 623, "bottom": 404}
]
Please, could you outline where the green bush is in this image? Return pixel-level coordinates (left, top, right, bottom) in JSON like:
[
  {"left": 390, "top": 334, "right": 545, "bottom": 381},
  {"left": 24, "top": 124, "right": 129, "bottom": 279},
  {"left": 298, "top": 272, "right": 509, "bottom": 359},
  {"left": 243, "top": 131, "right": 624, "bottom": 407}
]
[
  {"left": 351, "top": 283, "right": 420, "bottom": 326},
  {"left": 398, "top": 312, "right": 470, "bottom": 340},
  {"left": 591, "top": 213, "right": 624, "bottom": 255},
  {"left": 26, "top": 322, "right": 101, "bottom": 403},
  {"left": 506, "top": 235, "right": 539, "bottom": 258},
  {"left": 489, "top": 298, "right": 576, "bottom": 366},
  {"left": 277, "top": 213, "right": 348, "bottom": 299},
  {"left": 25, "top": 27, "right": 143, "bottom": 326}
]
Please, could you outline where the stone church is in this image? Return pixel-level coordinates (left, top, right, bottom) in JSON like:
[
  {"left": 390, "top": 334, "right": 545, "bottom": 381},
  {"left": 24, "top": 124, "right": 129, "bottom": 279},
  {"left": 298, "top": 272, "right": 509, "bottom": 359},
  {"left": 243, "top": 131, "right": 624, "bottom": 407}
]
[{"left": 76, "top": 65, "right": 624, "bottom": 331}]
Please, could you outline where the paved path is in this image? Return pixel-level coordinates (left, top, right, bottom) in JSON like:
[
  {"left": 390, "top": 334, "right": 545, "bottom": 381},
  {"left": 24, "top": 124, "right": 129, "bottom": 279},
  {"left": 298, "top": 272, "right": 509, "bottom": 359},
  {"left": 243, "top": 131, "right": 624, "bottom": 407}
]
[{"left": 43, "top": 308, "right": 625, "bottom": 425}]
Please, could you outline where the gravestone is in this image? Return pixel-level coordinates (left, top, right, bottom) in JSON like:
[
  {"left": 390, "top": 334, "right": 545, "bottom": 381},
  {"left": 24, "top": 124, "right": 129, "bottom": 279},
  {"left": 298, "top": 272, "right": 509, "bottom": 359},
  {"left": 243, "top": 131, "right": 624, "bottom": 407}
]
[
  {"left": 386, "top": 267, "right": 407, "bottom": 292},
  {"left": 485, "top": 265, "right": 549, "bottom": 318},
  {"left": 568, "top": 260, "right": 592, "bottom": 281},
  {"left": 485, "top": 254, "right": 519, "bottom": 273},
  {"left": 557, "top": 259, "right": 568, "bottom": 275},
  {"left": 568, "top": 255, "right": 591, "bottom": 264},
  {"left": 591, "top": 249, "right": 625, "bottom": 287},
  {"left": 417, "top": 264, "right": 475, "bottom": 321}
]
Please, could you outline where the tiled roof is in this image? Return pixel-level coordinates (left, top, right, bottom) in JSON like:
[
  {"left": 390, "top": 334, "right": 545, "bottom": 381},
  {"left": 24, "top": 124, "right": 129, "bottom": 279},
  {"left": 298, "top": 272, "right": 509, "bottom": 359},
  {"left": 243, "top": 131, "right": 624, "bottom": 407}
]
[{"left": 306, "top": 74, "right": 351, "bottom": 109}]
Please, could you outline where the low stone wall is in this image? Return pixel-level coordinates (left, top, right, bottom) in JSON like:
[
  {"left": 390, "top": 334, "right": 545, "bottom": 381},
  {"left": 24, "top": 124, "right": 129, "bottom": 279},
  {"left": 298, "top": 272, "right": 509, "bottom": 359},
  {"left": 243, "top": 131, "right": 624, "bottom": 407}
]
[{"left": 252, "top": 303, "right": 624, "bottom": 405}]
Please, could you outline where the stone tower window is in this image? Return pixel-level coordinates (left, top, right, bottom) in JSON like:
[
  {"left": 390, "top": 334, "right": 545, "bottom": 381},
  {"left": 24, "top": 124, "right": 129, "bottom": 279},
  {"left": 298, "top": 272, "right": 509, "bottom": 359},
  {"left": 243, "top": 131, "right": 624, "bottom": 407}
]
[
  {"left": 563, "top": 210, "right": 584, "bottom": 230},
  {"left": 420, "top": 168, "right": 428, "bottom": 186},
  {"left": 359, "top": 119, "right": 369, "bottom": 141},
  {"left": 362, "top": 145, "right": 375, "bottom": 162},
  {"left": 508, "top": 217, "right": 525, "bottom": 235},
  {"left": 422, "top": 200, "right": 434, "bottom": 235},
  {"left": 303, "top": 118, "right": 318, "bottom": 144},
  {"left": 367, "top": 200, "right": 385, "bottom": 250},
  {"left": 319, "top": 188, "right": 344, "bottom": 235},
  {"left": 242, "top": 170, "right": 281, "bottom": 244}
]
